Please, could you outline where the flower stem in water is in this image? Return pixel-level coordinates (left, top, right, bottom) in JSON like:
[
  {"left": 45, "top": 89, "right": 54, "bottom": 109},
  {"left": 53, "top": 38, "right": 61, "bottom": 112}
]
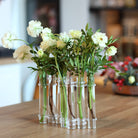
[{"left": 40, "top": 72, "right": 47, "bottom": 123}]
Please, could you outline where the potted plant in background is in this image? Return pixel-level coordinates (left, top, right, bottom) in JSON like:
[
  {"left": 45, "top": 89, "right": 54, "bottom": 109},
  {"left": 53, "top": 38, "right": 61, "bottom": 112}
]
[
  {"left": 101, "top": 56, "right": 138, "bottom": 95},
  {"left": 1, "top": 20, "right": 118, "bottom": 129}
]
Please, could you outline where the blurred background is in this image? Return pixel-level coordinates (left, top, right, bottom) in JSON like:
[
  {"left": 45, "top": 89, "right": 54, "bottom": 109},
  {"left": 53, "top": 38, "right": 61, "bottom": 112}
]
[{"left": 0, "top": 0, "right": 138, "bottom": 107}]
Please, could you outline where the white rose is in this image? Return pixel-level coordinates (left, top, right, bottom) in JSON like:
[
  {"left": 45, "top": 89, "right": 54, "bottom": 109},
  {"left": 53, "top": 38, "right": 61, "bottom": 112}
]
[
  {"left": 57, "top": 40, "right": 66, "bottom": 49},
  {"left": 27, "top": 20, "right": 43, "bottom": 37},
  {"left": 41, "top": 28, "right": 52, "bottom": 41},
  {"left": 37, "top": 49, "right": 44, "bottom": 57},
  {"left": 42, "top": 28, "right": 52, "bottom": 34},
  {"left": 69, "top": 30, "right": 82, "bottom": 39},
  {"left": 59, "top": 32, "right": 69, "bottom": 42},
  {"left": 106, "top": 46, "right": 117, "bottom": 56},
  {"left": 92, "top": 32, "right": 108, "bottom": 48},
  {"left": 128, "top": 76, "right": 135, "bottom": 84},
  {"left": 40, "top": 39, "right": 57, "bottom": 51},
  {"left": 13, "top": 45, "right": 32, "bottom": 63},
  {"left": 1, "top": 32, "right": 16, "bottom": 49}
]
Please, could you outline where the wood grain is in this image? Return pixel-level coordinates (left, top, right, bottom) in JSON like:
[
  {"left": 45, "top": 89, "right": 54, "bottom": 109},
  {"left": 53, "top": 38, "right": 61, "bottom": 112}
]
[
  {"left": 0, "top": 58, "right": 16, "bottom": 65},
  {"left": 0, "top": 84, "right": 138, "bottom": 138}
]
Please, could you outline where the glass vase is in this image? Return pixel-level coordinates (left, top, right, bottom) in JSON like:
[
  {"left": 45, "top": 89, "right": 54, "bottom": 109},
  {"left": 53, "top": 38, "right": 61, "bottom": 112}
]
[
  {"left": 59, "top": 77, "right": 68, "bottom": 128},
  {"left": 38, "top": 73, "right": 60, "bottom": 124},
  {"left": 66, "top": 76, "right": 77, "bottom": 129},
  {"left": 76, "top": 77, "right": 87, "bottom": 129},
  {"left": 61, "top": 74, "right": 97, "bottom": 129},
  {"left": 38, "top": 72, "right": 49, "bottom": 124},
  {"left": 60, "top": 75, "right": 77, "bottom": 129},
  {"left": 38, "top": 72, "right": 97, "bottom": 129},
  {"left": 87, "top": 83, "right": 97, "bottom": 129},
  {"left": 87, "top": 75, "right": 97, "bottom": 129},
  {"left": 47, "top": 75, "right": 60, "bottom": 124},
  {"left": 72, "top": 74, "right": 97, "bottom": 129}
]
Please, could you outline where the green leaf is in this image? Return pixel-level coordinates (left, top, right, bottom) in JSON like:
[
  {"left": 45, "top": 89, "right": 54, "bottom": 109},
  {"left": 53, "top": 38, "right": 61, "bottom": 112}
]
[
  {"left": 70, "top": 58, "right": 74, "bottom": 66},
  {"left": 107, "top": 61, "right": 113, "bottom": 64},
  {"left": 109, "top": 35, "right": 113, "bottom": 41},
  {"left": 108, "top": 64, "right": 120, "bottom": 72},
  {"left": 29, "top": 44, "right": 33, "bottom": 49},
  {"left": 28, "top": 67, "right": 38, "bottom": 71},
  {"left": 43, "top": 71, "right": 46, "bottom": 78},
  {"left": 96, "top": 29, "right": 101, "bottom": 32},
  {"left": 81, "top": 29, "right": 85, "bottom": 35},
  {"left": 85, "top": 23, "right": 89, "bottom": 31},
  {"left": 119, "top": 72, "right": 127, "bottom": 76},
  {"left": 91, "top": 51, "right": 95, "bottom": 65},
  {"left": 35, "top": 46, "right": 38, "bottom": 51},
  {"left": 112, "top": 38, "right": 118, "bottom": 43},
  {"left": 74, "top": 59, "right": 78, "bottom": 66},
  {"left": 87, "top": 28, "right": 93, "bottom": 36},
  {"left": 30, "top": 50, "right": 34, "bottom": 53}
]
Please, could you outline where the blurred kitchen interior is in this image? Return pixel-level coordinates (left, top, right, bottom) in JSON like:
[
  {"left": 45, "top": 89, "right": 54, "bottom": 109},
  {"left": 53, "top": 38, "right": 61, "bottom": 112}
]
[{"left": 0, "top": 0, "right": 138, "bottom": 107}]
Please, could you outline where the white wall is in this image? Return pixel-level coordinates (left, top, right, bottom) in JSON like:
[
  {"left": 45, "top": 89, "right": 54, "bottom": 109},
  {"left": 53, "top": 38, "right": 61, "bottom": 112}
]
[
  {"left": 0, "top": 0, "right": 12, "bottom": 45},
  {"left": 11, "top": 0, "right": 27, "bottom": 47},
  {"left": 20, "top": 62, "right": 37, "bottom": 102},
  {"left": 0, "top": 64, "right": 21, "bottom": 107},
  {"left": 60, "top": 0, "right": 90, "bottom": 32},
  {"left": 0, "top": 0, "right": 27, "bottom": 48},
  {"left": 0, "top": 62, "right": 37, "bottom": 107},
  {"left": 0, "top": 0, "right": 35, "bottom": 107}
]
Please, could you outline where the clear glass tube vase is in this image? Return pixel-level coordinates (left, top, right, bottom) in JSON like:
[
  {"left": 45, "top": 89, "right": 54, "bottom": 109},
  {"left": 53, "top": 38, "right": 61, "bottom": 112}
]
[
  {"left": 66, "top": 76, "right": 77, "bottom": 129},
  {"left": 38, "top": 73, "right": 60, "bottom": 124},
  {"left": 69, "top": 75, "right": 97, "bottom": 129},
  {"left": 59, "top": 76, "right": 77, "bottom": 129},
  {"left": 59, "top": 80, "right": 68, "bottom": 128},
  {"left": 87, "top": 84, "right": 97, "bottom": 129},
  {"left": 47, "top": 75, "right": 60, "bottom": 124},
  {"left": 76, "top": 78, "right": 87, "bottom": 129},
  {"left": 38, "top": 72, "right": 49, "bottom": 124},
  {"left": 38, "top": 72, "right": 96, "bottom": 129}
]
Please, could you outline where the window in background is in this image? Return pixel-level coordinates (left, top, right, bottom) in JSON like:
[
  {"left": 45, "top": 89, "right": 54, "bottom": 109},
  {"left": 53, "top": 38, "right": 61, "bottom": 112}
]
[{"left": 26, "top": 0, "right": 60, "bottom": 43}]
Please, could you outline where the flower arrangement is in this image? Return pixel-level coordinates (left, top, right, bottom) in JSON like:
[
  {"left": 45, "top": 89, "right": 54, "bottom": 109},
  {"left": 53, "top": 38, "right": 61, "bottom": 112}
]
[
  {"left": 101, "top": 56, "right": 138, "bottom": 89},
  {"left": 1, "top": 20, "right": 118, "bottom": 128}
]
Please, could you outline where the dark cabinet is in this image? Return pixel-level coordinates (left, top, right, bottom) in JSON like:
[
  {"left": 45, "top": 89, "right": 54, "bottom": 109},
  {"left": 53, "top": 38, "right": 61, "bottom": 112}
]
[{"left": 89, "top": 2, "right": 138, "bottom": 58}]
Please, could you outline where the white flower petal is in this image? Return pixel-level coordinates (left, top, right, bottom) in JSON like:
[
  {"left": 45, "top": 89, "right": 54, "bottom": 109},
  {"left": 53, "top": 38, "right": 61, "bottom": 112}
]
[
  {"left": 1, "top": 32, "right": 16, "bottom": 49},
  {"left": 69, "top": 30, "right": 82, "bottom": 39},
  {"left": 106, "top": 46, "right": 117, "bottom": 56},
  {"left": 27, "top": 20, "right": 43, "bottom": 37},
  {"left": 99, "top": 42, "right": 106, "bottom": 48},
  {"left": 13, "top": 45, "right": 32, "bottom": 63},
  {"left": 42, "top": 28, "right": 52, "bottom": 34},
  {"left": 41, "top": 28, "right": 53, "bottom": 41},
  {"left": 59, "top": 32, "right": 70, "bottom": 43},
  {"left": 92, "top": 32, "right": 108, "bottom": 48},
  {"left": 40, "top": 39, "right": 57, "bottom": 51},
  {"left": 128, "top": 76, "right": 135, "bottom": 84}
]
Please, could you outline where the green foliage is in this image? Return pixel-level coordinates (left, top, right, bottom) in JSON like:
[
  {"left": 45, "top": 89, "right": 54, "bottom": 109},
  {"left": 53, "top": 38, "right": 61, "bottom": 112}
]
[{"left": 27, "top": 23, "right": 118, "bottom": 78}]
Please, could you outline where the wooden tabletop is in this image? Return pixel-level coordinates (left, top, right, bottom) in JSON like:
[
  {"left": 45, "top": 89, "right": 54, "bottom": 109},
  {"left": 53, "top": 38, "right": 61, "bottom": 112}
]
[
  {"left": 0, "top": 58, "right": 16, "bottom": 65},
  {"left": 0, "top": 84, "right": 138, "bottom": 138}
]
